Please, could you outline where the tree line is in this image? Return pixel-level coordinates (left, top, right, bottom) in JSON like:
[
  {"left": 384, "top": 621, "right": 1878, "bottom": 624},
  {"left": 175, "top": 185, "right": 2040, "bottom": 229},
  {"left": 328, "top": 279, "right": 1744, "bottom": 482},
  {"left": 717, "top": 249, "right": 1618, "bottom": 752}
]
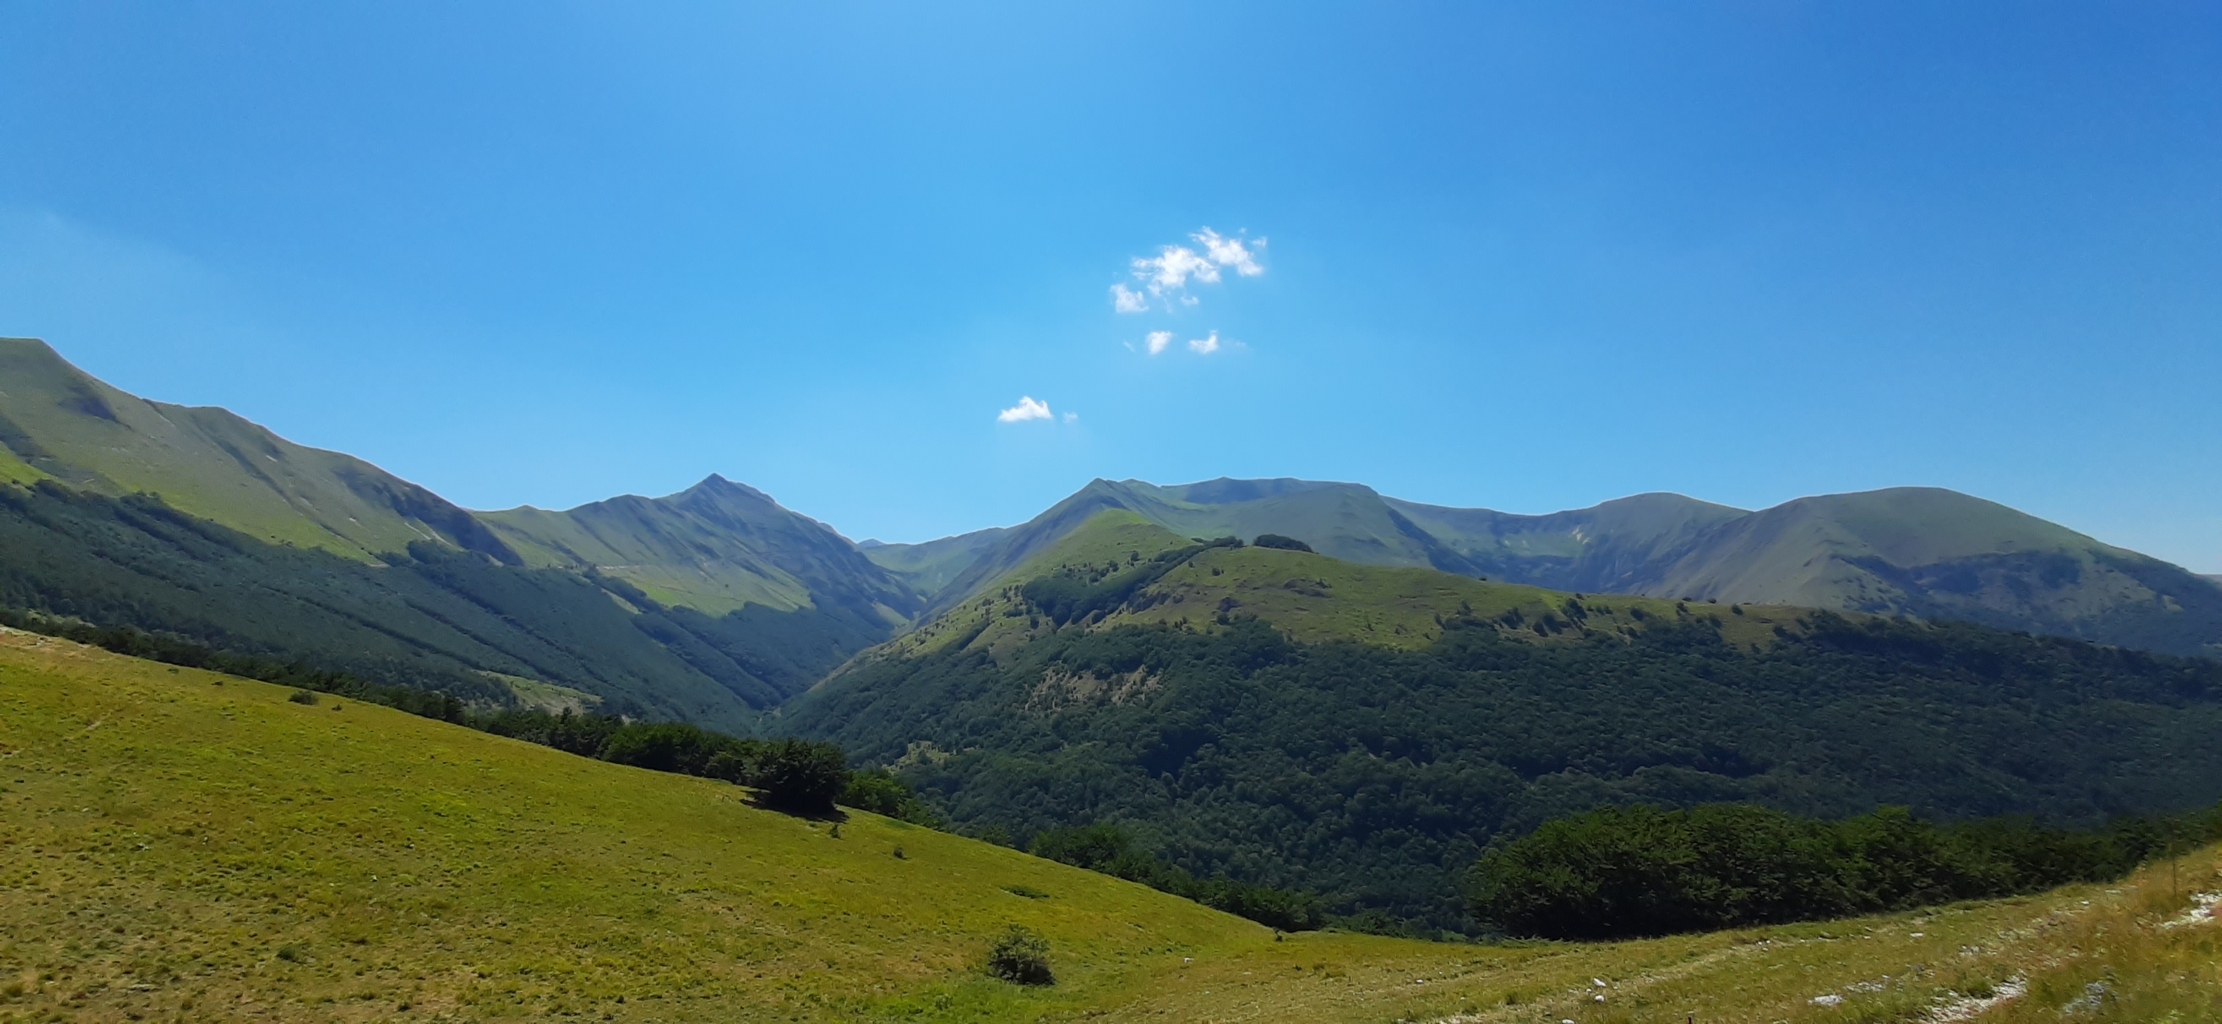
[{"left": 1468, "top": 801, "right": 2222, "bottom": 939}]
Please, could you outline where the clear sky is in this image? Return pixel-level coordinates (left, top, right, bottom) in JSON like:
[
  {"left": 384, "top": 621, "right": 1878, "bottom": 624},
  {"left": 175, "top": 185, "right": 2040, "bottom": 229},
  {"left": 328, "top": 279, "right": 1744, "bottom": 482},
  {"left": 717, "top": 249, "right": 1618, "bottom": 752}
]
[{"left": 2, "top": 3, "right": 2217, "bottom": 570}]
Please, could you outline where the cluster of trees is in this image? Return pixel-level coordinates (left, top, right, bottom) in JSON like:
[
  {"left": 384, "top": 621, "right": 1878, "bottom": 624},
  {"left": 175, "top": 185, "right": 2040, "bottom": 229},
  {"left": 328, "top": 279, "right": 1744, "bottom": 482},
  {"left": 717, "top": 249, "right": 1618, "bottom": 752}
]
[
  {"left": 479, "top": 713, "right": 852, "bottom": 814},
  {"left": 1028, "top": 823, "right": 1326, "bottom": 932},
  {"left": 1468, "top": 802, "right": 2222, "bottom": 939},
  {"left": 1251, "top": 534, "right": 1314, "bottom": 553},
  {"left": 1018, "top": 537, "right": 1242, "bottom": 626},
  {"left": 786, "top": 608, "right": 2222, "bottom": 932},
  {"left": 838, "top": 769, "right": 945, "bottom": 826}
]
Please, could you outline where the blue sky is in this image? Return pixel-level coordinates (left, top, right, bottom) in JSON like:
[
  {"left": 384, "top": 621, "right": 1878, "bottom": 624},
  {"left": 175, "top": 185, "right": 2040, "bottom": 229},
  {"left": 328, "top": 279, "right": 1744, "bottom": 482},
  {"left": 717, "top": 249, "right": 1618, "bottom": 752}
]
[{"left": 2, "top": 3, "right": 2217, "bottom": 570}]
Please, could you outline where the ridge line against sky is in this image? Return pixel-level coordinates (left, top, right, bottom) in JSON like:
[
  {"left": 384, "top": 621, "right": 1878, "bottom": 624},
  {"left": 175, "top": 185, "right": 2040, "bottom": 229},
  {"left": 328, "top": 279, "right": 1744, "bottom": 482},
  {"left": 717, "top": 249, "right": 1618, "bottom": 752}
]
[{"left": 1, "top": 3, "right": 2216, "bottom": 570}]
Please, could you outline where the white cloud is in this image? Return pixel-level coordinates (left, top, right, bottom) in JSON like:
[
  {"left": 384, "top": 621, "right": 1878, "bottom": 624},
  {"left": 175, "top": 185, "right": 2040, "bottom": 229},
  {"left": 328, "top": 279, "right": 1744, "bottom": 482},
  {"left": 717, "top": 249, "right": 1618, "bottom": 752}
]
[
  {"left": 1145, "top": 330, "right": 1173, "bottom": 356},
  {"left": 1133, "top": 244, "right": 1220, "bottom": 295},
  {"left": 1063, "top": 411, "right": 1079, "bottom": 423},
  {"left": 1115, "top": 227, "right": 1266, "bottom": 311},
  {"left": 1188, "top": 331, "right": 1221, "bottom": 355},
  {"left": 996, "top": 396, "right": 1053, "bottom": 423},
  {"left": 1193, "top": 227, "right": 1265, "bottom": 276}
]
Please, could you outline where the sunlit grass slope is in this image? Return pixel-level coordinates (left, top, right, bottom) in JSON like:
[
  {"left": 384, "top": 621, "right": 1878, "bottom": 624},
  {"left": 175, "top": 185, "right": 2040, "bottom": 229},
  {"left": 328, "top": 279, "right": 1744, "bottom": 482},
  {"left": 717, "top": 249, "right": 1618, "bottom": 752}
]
[
  {"left": 0, "top": 338, "right": 510, "bottom": 563},
  {"left": 0, "top": 628, "right": 1267, "bottom": 1023},
  {"left": 4, "top": 629, "right": 2217, "bottom": 1023}
]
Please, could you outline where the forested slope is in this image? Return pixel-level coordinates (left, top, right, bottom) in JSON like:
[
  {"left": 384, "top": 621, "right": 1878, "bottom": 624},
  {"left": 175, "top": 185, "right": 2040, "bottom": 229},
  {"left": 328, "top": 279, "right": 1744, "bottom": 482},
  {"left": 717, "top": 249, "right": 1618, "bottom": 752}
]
[
  {"left": 0, "top": 481, "right": 872, "bottom": 728},
  {"left": 785, "top": 514, "right": 2222, "bottom": 931}
]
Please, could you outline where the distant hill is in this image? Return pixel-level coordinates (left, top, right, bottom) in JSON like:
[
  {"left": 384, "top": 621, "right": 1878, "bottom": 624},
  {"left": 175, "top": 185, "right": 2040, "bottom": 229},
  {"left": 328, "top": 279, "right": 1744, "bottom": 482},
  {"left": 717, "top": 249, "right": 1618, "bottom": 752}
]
[
  {"left": 0, "top": 341, "right": 916, "bottom": 719},
  {"left": 0, "top": 337, "right": 514, "bottom": 563},
  {"left": 904, "top": 476, "right": 2222, "bottom": 658},
  {"left": 910, "top": 478, "right": 1486, "bottom": 619},
  {"left": 786, "top": 511, "right": 2222, "bottom": 930},
  {"left": 482, "top": 473, "right": 918, "bottom": 627},
  {"left": 860, "top": 527, "right": 1009, "bottom": 599}
]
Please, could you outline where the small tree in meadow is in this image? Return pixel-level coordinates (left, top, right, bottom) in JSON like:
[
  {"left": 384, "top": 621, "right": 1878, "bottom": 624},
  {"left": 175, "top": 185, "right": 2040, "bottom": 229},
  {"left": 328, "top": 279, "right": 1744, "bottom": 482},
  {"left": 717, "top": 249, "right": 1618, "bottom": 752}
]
[{"left": 986, "top": 925, "right": 1054, "bottom": 985}]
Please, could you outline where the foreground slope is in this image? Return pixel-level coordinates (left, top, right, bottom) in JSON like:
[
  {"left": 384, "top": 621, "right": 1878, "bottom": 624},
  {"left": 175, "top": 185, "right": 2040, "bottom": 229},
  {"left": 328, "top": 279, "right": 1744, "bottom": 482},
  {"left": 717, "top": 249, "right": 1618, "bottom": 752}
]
[
  {"left": 4, "top": 630, "right": 2217, "bottom": 1022},
  {"left": 791, "top": 512, "right": 2222, "bottom": 930},
  {"left": 0, "top": 338, "right": 513, "bottom": 563}
]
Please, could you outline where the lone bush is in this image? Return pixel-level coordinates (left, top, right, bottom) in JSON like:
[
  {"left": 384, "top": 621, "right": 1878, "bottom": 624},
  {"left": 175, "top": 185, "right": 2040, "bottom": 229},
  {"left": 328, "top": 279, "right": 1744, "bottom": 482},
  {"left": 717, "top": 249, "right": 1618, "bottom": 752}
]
[
  {"left": 986, "top": 925, "right": 1054, "bottom": 985},
  {"left": 287, "top": 689, "right": 319, "bottom": 705},
  {"left": 1252, "top": 533, "right": 1314, "bottom": 553}
]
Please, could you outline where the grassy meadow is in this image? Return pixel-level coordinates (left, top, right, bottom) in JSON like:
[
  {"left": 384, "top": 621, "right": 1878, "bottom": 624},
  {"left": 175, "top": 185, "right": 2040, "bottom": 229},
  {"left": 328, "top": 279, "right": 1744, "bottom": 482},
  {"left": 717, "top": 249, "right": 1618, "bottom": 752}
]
[{"left": 3, "top": 628, "right": 2217, "bottom": 1023}]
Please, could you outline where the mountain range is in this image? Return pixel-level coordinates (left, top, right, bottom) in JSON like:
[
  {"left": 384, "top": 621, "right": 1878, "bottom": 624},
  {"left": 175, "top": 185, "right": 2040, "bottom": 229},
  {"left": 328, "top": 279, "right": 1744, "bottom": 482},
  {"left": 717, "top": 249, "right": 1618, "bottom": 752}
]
[
  {"left": 3, "top": 336, "right": 2217, "bottom": 687},
  {"left": 8, "top": 334, "right": 2222, "bottom": 930},
  {"left": 868, "top": 477, "right": 2222, "bottom": 658}
]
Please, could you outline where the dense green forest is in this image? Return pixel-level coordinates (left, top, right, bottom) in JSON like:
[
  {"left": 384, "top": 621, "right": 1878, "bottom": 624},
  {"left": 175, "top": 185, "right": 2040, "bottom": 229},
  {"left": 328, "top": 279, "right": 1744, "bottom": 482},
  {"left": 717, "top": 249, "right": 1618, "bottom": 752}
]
[
  {"left": 1468, "top": 801, "right": 2222, "bottom": 939},
  {"left": 784, "top": 610, "right": 2222, "bottom": 932},
  {"left": 0, "top": 481, "right": 886, "bottom": 728}
]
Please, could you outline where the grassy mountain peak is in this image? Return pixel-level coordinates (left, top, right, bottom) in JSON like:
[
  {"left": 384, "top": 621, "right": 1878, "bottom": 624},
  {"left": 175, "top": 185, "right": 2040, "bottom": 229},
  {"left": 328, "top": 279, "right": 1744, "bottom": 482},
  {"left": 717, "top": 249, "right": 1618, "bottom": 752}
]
[
  {"left": 480, "top": 473, "right": 917, "bottom": 625},
  {"left": 0, "top": 337, "right": 514, "bottom": 563}
]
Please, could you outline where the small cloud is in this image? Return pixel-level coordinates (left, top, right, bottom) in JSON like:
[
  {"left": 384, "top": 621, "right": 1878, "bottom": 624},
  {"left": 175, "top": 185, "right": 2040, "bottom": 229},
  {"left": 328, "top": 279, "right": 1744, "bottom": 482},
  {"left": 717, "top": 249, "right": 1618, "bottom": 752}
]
[
  {"left": 996, "top": 396, "right": 1053, "bottom": 423},
  {"left": 1194, "top": 227, "right": 1265, "bottom": 276},
  {"left": 1188, "top": 331, "right": 1221, "bottom": 355},
  {"left": 1146, "top": 330, "right": 1173, "bottom": 356},
  {"left": 1063, "top": 411, "right": 1079, "bottom": 423},
  {"left": 1115, "top": 227, "right": 1266, "bottom": 311}
]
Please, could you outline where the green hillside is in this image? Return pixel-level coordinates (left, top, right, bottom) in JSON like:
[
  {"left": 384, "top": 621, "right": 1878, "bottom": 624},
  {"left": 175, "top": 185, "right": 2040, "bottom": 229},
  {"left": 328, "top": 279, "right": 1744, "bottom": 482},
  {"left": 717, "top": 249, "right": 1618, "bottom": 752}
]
[
  {"left": 1634, "top": 487, "right": 2222, "bottom": 658},
  {"left": 7, "top": 627, "right": 2218, "bottom": 1023},
  {"left": 0, "top": 482, "right": 868, "bottom": 728},
  {"left": 789, "top": 512, "right": 2222, "bottom": 931},
  {"left": 481, "top": 474, "right": 917, "bottom": 626},
  {"left": 917, "top": 479, "right": 1476, "bottom": 616},
  {"left": 0, "top": 338, "right": 513, "bottom": 563},
  {"left": 862, "top": 527, "right": 1010, "bottom": 600},
  {"left": 1384, "top": 491, "right": 1747, "bottom": 588}
]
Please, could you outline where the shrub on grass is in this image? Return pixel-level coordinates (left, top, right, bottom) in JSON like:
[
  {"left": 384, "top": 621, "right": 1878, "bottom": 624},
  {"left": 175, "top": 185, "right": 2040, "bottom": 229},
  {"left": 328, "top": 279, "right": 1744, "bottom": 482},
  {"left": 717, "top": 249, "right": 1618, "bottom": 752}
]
[
  {"left": 1252, "top": 534, "right": 1314, "bottom": 553},
  {"left": 287, "top": 689, "right": 319, "bottom": 705},
  {"left": 986, "top": 925, "right": 1054, "bottom": 985}
]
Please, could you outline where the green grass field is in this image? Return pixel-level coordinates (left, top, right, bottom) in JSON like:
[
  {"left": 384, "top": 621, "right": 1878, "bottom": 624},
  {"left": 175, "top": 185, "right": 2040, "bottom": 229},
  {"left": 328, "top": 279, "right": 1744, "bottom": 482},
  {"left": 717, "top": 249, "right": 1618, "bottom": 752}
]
[{"left": 3, "top": 629, "right": 2217, "bottom": 1023}]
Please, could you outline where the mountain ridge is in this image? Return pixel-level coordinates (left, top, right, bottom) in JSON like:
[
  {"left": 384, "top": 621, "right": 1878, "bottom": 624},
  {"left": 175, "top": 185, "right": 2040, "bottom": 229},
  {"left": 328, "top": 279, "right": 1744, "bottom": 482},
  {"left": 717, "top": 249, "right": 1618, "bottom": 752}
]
[
  {"left": 0, "top": 337, "right": 515, "bottom": 563},
  {"left": 2, "top": 337, "right": 2214, "bottom": 668},
  {"left": 897, "top": 475, "right": 2221, "bottom": 658}
]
